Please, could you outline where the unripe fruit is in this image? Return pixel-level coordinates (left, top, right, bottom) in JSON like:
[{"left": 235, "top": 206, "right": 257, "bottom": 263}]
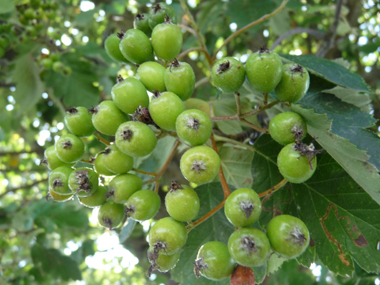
[
  {"left": 79, "top": 185, "right": 107, "bottom": 208},
  {"left": 94, "top": 154, "right": 114, "bottom": 176},
  {"left": 111, "top": 76, "right": 149, "bottom": 115},
  {"left": 275, "top": 64, "right": 310, "bottom": 103},
  {"left": 134, "top": 13, "right": 152, "bottom": 37},
  {"left": 49, "top": 166, "right": 73, "bottom": 195},
  {"left": 194, "top": 241, "right": 236, "bottom": 280},
  {"left": 164, "top": 59, "right": 195, "bottom": 101},
  {"left": 40, "top": 58, "right": 53, "bottom": 69},
  {"left": 224, "top": 188, "right": 262, "bottom": 227},
  {"left": 176, "top": 109, "right": 212, "bottom": 146},
  {"left": 149, "top": 92, "right": 185, "bottom": 131},
  {"left": 115, "top": 121, "right": 157, "bottom": 157},
  {"left": 52, "top": 61, "right": 64, "bottom": 72},
  {"left": 211, "top": 57, "right": 245, "bottom": 93},
  {"left": 98, "top": 200, "right": 125, "bottom": 230},
  {"left": 68, "top": 167, "right": 99, "bottom": 197},
  {"left": 165, "top": 182, "right": 200, "bottom": 222},
  {"left": 104, "top": 33, "right": 129, "bottom": 63},
  {"left": 228, "top": 228, "right": 271, "bottom": 267},
  {"left": 42, "top": 146, "right": 75, "bottom": 170},
  {"left": 55, "top": 134, "right": 85, "bottom": 163},
  {"left": 266, "top": 214, "right": 310, "bottom": 259},
  {"left": 183, "top": 98, "right": 211, "bottom": 116},
  {"left": 277, "top": 143, "right": 317, "bottom": 183},
  {"left": 102, "top": 144, "right": 133, "bottom": 175},
  {"left": 147, "top": 247, "right": 180, "bottom": 274},
  {"left": 119, "top": 29, "right": 153, "bottom": 64},
  {"left": 180, "top": 146, "right": 220, "bottom": 184},
  {"left": 149, "top": 2, "right": 177, "bottom": 29},
  {"left": 48, "top": 187, "right": 73, "bottom": 202},
  {"left": 90, "top": 101, "right": 128, "bottom": 136},
  {"left": 269, "top": 112, "right": 307, "bottom": 145},
  {"left": 245, "top": 49, "right": 283, "bottom": 93},
  {"left": 137, "top": 61, "right": 166, "bottom": 92},
  {"left": 62, "top": 66, "right": 72, "bottom": 76},
  {"left": 108, "top": 174, "right": 143, "bottom": 204},
  {"left": 149, "top": 217, "right": 187, "bottom": 255},
  {"left": 125, "top": 190, "right": 161, "bottom": 221},
  {"left": 64, "top": 107, "right": 95, "bottom": 137},
  {"left": 151, "top": 22, "right": 182, "bottom": 61}
]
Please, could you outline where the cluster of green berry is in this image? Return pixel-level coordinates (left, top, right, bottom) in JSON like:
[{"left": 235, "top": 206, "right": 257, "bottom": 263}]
[
  {"left": 194, "top": 188, "right": 310, "bottom": 281},
  {"left": 39, "top": 52, "right": 72, "bottom": 76}
]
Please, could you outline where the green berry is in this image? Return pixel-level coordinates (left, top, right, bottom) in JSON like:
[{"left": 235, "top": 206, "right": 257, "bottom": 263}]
[
  {"left": 269, "top": 112, "right": 307, "bottom": 145},
  {"left": 52, "top": 61, "right": 64, "bottom": 72},
  {"left": 55, "top": 134, "right": 85, "bottom": 163},
  {"left": 108, "top": 174, "right": 143, "bottom": 204},
  {"left": 180, "top": 146, "right": 220, "bottom": 184},
  {"left": 79, "top": 185, "right": 107, "bottom": 208},
  {"left": 147, "top": 247, "right": 180, "bottom": 274},
  {"left": 125, "top": 189, "right": 161, "bottom": 221},
  {"left": 94, "top": 154, "right": 114, "bottom": 176},
  {"left": 42, "top": 146, "right": 75, "bottom": 170},
  {"left": 101, "top": 144, "right": 133, "bottom": 175},
  {"left": 119, "top": 29, "right": 153, "bottom": 64},
  {"left": 176, "top": 109, "right": 212, "bottom": 146},
  {"left": 164, "top": 59, "right": 195, "bottom": 101},
  {"left": 104, "top": 33, "right": 129, "bottom": 63},
  {"left": 246, "top": 49, "right": 283, "bottom": 93},
  {"left": 211, "top": 57, "right": 245, "bottom": 93},
  {"left": 183, "top": 98, "right": 211, "bottom": 116},
  {"left": 64, "top": 107, "right": 95, "bottom": 137},
  {"left": 149, "top": 2, "right": 177, "bottom": 29},
  {"left": 98, "top": 200, "right": 125, "bottom": 230},
  {"left": 90, "top": 101, "right": 128, "bottom": 136},
  {"left": 134, "top": 13, "right": 152, "bottom": 37},
  {"left": 137, "top": 61, "right": 166, "bottom": 92},
  {"left": 151, "top": 22, "right": 182, "bottom": 61},
  {"left": 68, "top": 167, "right": 99, "bottom": 197},
  {"left": 41, "top": 58, "right": 53, "bottom": 69},
  {"left": 48, "top": 187, "right": 73, "bottom": 202},
  {"left": 115, "top": 121, "right": 157, "bottom": 157},
  {"left": 149, "top": 92, "right": 185, "bottom": 131},
  {"left": 49, "top": 166, "right": 73, "bottom": 195}
]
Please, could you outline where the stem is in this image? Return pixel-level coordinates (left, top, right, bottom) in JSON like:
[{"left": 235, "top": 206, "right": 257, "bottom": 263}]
[
  {"left": 213, "top": 134, "right": 257, "bottom": 153},
  {"left": 239, "top": 100, "right": 280, "bottom": 119},
  {"left": 81, "top": 158, "right": 93, "bottom": 164},
  {"left": 235, "top": 92, "right": 241, "bottom": 116},
  {"left": 154, "top": 182, "right": 160, "bottom": 193},
  {"left": 177, "top": 47, "right": 205, "bottom": 60},
  {"left": 263, "top": 93, "right": 268, "bottom": 105},
  {"left": 179, "top": 0, "right": 213, "bottom": 66},
  {"left": 132, "top": 168, "right": 157, "bottom": 177},
  {"left": 94, "top": 132, "right": 110, "bottom": 146},
  {"left": 258, "top": 179, "right": 288, "bottom": 198},
  {"left": 212, "top": 0, "right": 289, "bottom": 61},
  {"left": 210, "top": 133, "right": 231, "bottom": 197},
  {"left": 177, "top": 24, "right": 197, "bottom": 37},
  {"left": 186, "top": 198, "right": 226, "bottom": 232},
  {"left": 211, "top": 114, "right": 239, "bottom": 121},
  {"left": 194, "top": 77, "right": 209, "bottom": 89},
  {"left": 241, "top": 119, "right": 270, "bottom": 134}
]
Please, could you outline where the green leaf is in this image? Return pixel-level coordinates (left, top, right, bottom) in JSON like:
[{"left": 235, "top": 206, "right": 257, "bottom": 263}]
[
  {"left": 0, "top": 0, "right": 14, "bottom": 14},
  {"left": 323, "top": 86, "right": 371, "bottom": 111},
  {"left": 171, "top": 183, "right": 235, "bottom": 285},
  {"left": 31, "top": 243, "right": 82, "bottom": 281},
  {"left": 252, "top": 135, "right": 380, "bottom": 276},
  {"left": 219, "top": 144, "right": 254, "bottom": 189},
  {"left": 12, "top": 54, "right": 43, "bottom": 115},
  {"left": 292, "top": 93, "right": 380, "bottom": 205},
  {"left": 196, "top": 1, "right": 226, "bottom": 34},
  {"left": 267, "top": 254, "right": 287, "bottom": 274},
  {"left": 280, "top": 54, "right": 369, "bottom": 91},
  {"left": 75, "top": 9, "right": 98, "bottom": 26},
  {"left": 212, "top": 97, "right": 242, "bottom": 135},
  {"left": 119, "top": 218, "right": 137, "bottom": 243},
  {"left": 269, "top": 8, "right": 291, "bottom": 36},
  {"left": 70, "top": 240, "right": 95, "bottom": 265}
]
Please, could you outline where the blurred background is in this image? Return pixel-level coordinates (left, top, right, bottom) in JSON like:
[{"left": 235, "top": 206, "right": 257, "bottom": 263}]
[{"left": 0, "top": 0, "right": 379, "bottom": 284}]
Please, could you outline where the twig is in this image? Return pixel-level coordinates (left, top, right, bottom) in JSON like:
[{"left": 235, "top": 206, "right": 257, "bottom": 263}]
[
  {"left": 316, "top": 0, "right": 343, "bottom": 57},
  {"left": 212, "top": 0, "right": 289, "bottom": 61},
  {"left": 270, "top": 27, "right": 325, "bottom": 50},
  {"left": 213, "top": 134, "right": 258, "bottom": 153},
  {"left": 0, "top": 178, "right": 48, "bottom": 199},
  {"left": 94, "top": 132, "right": 111, "bottom": 146},
  {"left": 179, "top": 0, "right": 213, "bottom": 66},
  {"left": 177, "top": 24, "right": 197, "bottom": 37},
  {"left": 258, "top": 179, "right": 288, "bottom": 198},
  {"left": 132, "top": 168, "right": 157, "bottom": 177},
  {"left": 0, "top": 149, "right": 44, "bottom": 156},
  {"left": 177, "top": 47, "right": 205, "bottom": 60},
  {"left": 235, "top": 92, "right": 241, "bottom": 116},
  {"left": 194, "top": 77, "right": 209, "bottom": 89},
  {"left": 210, "top": 133, "right": 231, "bottom": 197},
  {"left": 241, "top": 119, "right": 270, "bottom": 134}
]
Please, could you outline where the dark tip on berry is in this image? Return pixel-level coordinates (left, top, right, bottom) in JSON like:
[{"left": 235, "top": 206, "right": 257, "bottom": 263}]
[
  {"left": 258, "top": 46, "right": 269, "bottom": 55},
  {"left": 116, "top": 32, "right": 124, "bottom": 39},
  {"left": 169, "top": 181, "right": 184, "bottom": 192},
  {"left": 105, "top": 188, "right": 115, "bottom": 199},
  {"left": 153, "top": 241, "right": 167, "bottom": 255},
  {"left": 152, "top": 3, "right": 162, "bottom": 14},
  {"left": 290, "top": 226, "right": 307, "bottom": 247},
  {"left": 102, "top": 218, "right": 113, "bottom": 230},
  {"left": 102, "top": 147, "right": 111, "bottom": 155},
  {"left": 88, "top": 106, "right": 98, "bottom": 115},
  {"left": 132, "top": 105, "right": 157, "bottom": 126},
  {"left": 217, "top": 60, "right": 230, "bottom": 74},
  {"left": 46, "top": 192, "right": 51, "bottom": 201},
  {"left": 187, "top": 117, "right": 200, "bottom": 132},
  {"left": 39, "top": 158, "right": 48, "bottom": 166},
  {"left": 152, "top": 90, "right": 161, "bottom": 99},
  {"left": 171, "top": 58, "right": 180, "bottom": 68},
  {"left": 117, "top": 74, "right": 124, "bottom": 83},
  {"left": 52, "top": 178, "right": 63, "bottom": 189},
  {"left": 124, "top": 205, "right": 135, "bottom": 218},
  {"left": 135, "top": 13, "right": 144, "bottom": 21},
  {"left": 191, "top": 160, "right": 207, "bottom": 174},
  {"left": 240, "top": 201, "right": 254, "bottom": 219},
  {"left": 241, "top": 236, "right": 257, "bottom": 255},
  {"left": 121, "top": 127, "right": 133, "bottom": 141},
  {"left": 194, "top": 258, "right": 207, "bottom": 278},
  {"left": 164, "top": 14, "right": 172, "bottom": 24},
  {"left": 61, "top": 140, "right": 72, "bottom": 149},
  {"left": 65, "top": 107, "right": 78, "bottom": 114}
]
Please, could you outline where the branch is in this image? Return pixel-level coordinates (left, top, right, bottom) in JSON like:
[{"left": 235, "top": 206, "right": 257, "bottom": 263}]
[
  {"left": 316, "top": 0, "right": 343, "bottom": 57},
  {"left": 177, "top": 47, "right": 205, "bottom": 60},
  {"left": 212, "top": 0, "right": 289, "bottom": 61},
  {"left": 194, "top": 77, "right": 209, "bottom": 89},
  {"left": 270, "top": 28, "right": 325, "bottom": 50},
  {"left": 94, "top": 132, "right": 111, "bottom": 146},
  {"left": 258, "top": 179, "right": 287, "bottom": 197},
  {"left": 0, "top": 149, "right": 44, "bottom": 156},
  {"left": 132, "top": 168, "right": 157, "bottom": 177},
  {"left": 179, "top": 0, "right": 213, "bottom": 66},
  {"left": 0, "top": 178, "right": 48, "bottom": 199}
]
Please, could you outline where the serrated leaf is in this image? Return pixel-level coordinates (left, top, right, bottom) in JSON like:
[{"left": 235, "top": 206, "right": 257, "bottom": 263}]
[
  {"left": 267, "top": 254, "right": 287, "bottom": 275},
  {"left": 252, "top": 135, "right": 380, "bottom": 276},
  {"left": 12, "top": 54, "right": 43, "bottom": 115},
  {"left": 252, "top": 264, "right": 267, "bottom": 284},
  {"left": 212, "top": 97, "right": 243, "bottom": 135},
  {"left": 281, "top": 54, "right": 369, "bottom": 91},
  {"left": 269, "top": 8, "right": 291, "bottom": 36},
  {"left": 219, "top": 144, "right": 254, "bottom": 189},
  {"left": 292, "top": 93, "right": 380, "bottom": 205},
  {"left": 171, "top": 183, "right": 235, "bottom": 285},
  {"left": 323, "top": 86, "right": 371, "bottom": 111},
  {"left": 119, "top": 218, "right": 137, "bottom": 243}
]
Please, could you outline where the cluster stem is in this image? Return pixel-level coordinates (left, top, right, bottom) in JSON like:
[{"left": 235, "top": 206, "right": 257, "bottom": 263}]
[{"left": 93, "top": 132, "right": 110, "bottom": 146}]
